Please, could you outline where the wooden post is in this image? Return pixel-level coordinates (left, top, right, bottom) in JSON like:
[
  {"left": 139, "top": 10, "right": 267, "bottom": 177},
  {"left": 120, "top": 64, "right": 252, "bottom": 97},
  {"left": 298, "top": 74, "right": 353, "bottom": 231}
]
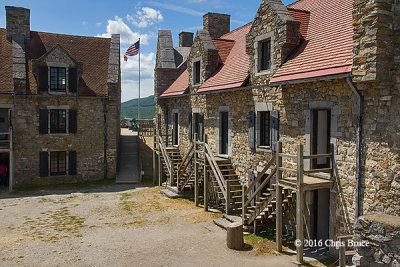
[
  {"left": 226, "top": 180, "right": 231, "bottom": 215},
  {"left": 330, "top": 143, "right": 335, "bottom": 179},
  {"left": 226, "top": 222, "right": 244, "bottom": 250},
  {"left": 339, "top": 238, "right": 346, "bottom": 267},
  {"left": 296, "top": 144, "right": 304, "bottom": 263},
  {"left": 276, "top": 141, "right": 283, "bottom": 252},
  {"left": 204, "top": 135, "right": 208, "bottom": 211},
  {"left": 194, "top": 133, "right": 199, "bottom": 206},
  {"left": 158, "top": 147, "right": 162, "bottom": 186},
  {"left": 153, "top": 127, "right": 156, "bottom": 185},
  {"left": 242, "top": 185, "right": 246, "bottom": 224}
]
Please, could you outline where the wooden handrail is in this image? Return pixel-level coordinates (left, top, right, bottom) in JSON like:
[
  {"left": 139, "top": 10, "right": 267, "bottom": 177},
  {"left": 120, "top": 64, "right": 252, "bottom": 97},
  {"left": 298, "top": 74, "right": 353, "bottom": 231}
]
[
  {"left": 177, "top": 143, "right": 194, "bottom": 177},
  {"left": 203, "top": 142, "right": 226, "bottom": 191},
  {"left": 158, "top": 135, "right": 173, "bottom": 179},
  {"left": 204, "top": 152, "right": 227, "bottom": 200},
  {"left": 179, "top": 166, "right": 195, "bottom": 191},
  {"left": 303, "top": 153, "right": 332, "bottom": 159},
  {"left": 244, "top": 167, "right": 276, "bottom": 208},
  {"left": 244, "top": 156, "right": 276, "bottom": 196}
]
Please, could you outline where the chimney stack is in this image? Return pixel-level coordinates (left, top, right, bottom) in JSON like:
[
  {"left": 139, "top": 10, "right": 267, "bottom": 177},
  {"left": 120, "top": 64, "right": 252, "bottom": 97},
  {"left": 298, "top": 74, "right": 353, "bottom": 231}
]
[
  {"left": 5, "top": 6, "right": 31, "bottom": 95},
  {"left": 179, "top": 32, "right": 194, "bottom": 47},
  {"left": 203, "top": 12, "right": 230, "bottom": 38},
  {"left": 6, "top": 6, "right": 30, "bottom": 43}
]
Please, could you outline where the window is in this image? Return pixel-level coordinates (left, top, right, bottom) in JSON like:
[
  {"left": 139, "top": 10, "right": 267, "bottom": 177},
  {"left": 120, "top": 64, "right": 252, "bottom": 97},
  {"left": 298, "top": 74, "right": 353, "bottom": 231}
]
[
  {"left": 50, "top": 151, "right": 66, "bottom": 176},
  {"left": 50, "top": 67, "right": 66, "bottom": 91},
  {"left": 50, "top": 109, "right": 67, "bottom": 134},
  {"left": 172, "top": 112, "right": 179, "bottom": 146},
  {"left": 259, "top": 111, "right": 270, "bottom": 147},
  {"left": 193, "top": 60, "right": 201, "bottom": 85},
  {"left": 259, "top": 39, "right": 271, "bottom": 71}
]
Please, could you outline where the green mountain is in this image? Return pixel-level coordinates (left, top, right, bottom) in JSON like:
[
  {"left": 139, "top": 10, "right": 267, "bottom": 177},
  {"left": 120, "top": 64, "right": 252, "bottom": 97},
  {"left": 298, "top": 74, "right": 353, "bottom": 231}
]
[{"left": 121, "top": 95, "right": 155, "bottom": 119}]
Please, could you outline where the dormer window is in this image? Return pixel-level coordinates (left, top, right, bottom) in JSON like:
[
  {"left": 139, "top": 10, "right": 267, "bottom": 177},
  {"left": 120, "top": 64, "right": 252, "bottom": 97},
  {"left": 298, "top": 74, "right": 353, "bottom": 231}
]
[
  {"left": 193, "top": 60, "right": 201, "bottom": 85},
  {"left": 260, "top": 40, "right": 271, "bottom": 71},
  {"left": 50, "top": 67, "right": 66, "bottom": 91},
  {"left": 254, "top": 32, "right": 275, "bottom": 75}
]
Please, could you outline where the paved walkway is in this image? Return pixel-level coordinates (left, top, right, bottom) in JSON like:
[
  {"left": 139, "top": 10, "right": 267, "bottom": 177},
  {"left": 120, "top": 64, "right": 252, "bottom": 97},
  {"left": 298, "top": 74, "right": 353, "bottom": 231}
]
[{"left": 116, "top": 128, "right": 140, "bottom": 184}]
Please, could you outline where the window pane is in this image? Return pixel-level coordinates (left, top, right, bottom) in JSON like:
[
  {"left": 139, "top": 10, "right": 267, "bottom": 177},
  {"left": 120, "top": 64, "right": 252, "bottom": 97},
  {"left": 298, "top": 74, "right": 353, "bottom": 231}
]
[
  {"left": 49, "top": 67, "right": 66, "bottom": 91},
  {"left": 194, "top": 61, "right": 200, "bottom": 84},
  {"left": 260, "top": 111, "right": 270, "bottom": 146},
  {"left": 260, "top": 40, "right": 271, "bottom": 71},
  {"left": 50, "top": 151, "right": 66, "bottom": 175},
  {"left": 50, "top": 109, "right": 66, "bottom": 133}
]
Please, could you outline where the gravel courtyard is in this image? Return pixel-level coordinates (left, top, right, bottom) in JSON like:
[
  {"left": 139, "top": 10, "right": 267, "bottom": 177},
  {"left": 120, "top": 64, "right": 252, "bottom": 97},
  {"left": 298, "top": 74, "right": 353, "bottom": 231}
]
[{"left": 0, "top": 184, "right": 302, "bottom": 266}]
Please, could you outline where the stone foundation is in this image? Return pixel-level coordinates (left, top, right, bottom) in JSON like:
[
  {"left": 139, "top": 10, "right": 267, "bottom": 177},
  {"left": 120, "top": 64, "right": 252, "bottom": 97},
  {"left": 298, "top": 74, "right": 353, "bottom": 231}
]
[{"left": 353, "top": 213, "right": 400, "bottom": 267}]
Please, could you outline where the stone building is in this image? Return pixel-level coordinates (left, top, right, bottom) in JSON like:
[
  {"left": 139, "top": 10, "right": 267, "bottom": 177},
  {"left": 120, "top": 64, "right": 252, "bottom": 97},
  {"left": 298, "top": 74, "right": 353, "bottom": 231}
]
[
  {"left": 0, "top": 7, "right": 121, "bottom": 190},
  {"left": 155, "top": 0, "right": 399, "bottom": 263}
]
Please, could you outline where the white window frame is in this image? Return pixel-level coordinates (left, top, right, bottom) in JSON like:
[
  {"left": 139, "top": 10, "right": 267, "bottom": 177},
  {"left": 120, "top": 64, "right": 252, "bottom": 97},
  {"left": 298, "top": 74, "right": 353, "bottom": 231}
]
[{"left": 254, "top": 32, "right": 275, "bottom": 76}]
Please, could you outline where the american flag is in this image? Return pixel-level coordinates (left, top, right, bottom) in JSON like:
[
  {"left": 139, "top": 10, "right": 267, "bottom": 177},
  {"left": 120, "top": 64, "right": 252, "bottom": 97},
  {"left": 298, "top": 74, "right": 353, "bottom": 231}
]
[{"left": 124, "top": 40, "right": 140, "bottom": 61}]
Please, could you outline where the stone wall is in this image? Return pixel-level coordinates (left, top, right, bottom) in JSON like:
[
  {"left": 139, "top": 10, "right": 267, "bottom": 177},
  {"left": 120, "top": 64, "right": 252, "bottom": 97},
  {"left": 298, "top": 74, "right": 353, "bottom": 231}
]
[
  {"left": 11, "top": 94, "right": 117, "bottom": 188},
  {"left": 353, "top": 213, "right": 400, "bottom": 266},
  {"left": 203, "top": 13, "right": 230, "bottom": 38}
]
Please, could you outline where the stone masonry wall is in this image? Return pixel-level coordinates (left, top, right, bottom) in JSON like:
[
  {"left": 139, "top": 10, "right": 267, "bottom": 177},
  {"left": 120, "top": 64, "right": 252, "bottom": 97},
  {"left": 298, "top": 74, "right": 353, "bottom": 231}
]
[
  {"left": 11, "top": 95, "right": 112, "bottom": 188},
  {"left": 353, "top": 213, "right": 400, "bottom": 266}
]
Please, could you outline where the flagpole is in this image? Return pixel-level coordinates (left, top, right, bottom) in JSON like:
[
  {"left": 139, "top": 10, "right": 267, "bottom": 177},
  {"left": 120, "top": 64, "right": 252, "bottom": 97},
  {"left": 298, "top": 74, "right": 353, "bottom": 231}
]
[{"left": 138, "top": 38, "right": 141, "bottom": 120}]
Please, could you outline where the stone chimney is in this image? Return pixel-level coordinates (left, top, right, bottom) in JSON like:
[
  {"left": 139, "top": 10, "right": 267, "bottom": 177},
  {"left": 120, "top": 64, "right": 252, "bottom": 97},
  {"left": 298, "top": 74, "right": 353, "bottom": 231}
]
[
  {"left": 203, "top": 12, "right": 230, "bottom": 38},
  {"left": 179, "top": 32, "right": 194, "bottom": 47},
  {"left": 6, "top": 6, "right": 31, "bottom": 95},
  {"left": 6, "top": 6, "right": 30, "bottom": 43}
]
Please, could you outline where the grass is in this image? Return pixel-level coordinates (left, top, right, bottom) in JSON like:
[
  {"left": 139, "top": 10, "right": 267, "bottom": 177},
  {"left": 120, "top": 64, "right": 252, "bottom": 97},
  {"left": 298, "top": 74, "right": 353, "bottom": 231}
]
[
  {"left": 12, "top": 178, "right": 116, "bottom": 194},
  {"left": 244, "top": 230, "right": 295, "bottom": 255}
]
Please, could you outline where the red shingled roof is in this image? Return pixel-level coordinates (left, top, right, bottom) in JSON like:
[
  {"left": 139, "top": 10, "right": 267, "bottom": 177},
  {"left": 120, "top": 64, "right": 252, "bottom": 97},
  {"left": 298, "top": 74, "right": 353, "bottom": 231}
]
[
  {"left": 159, "top": 69, "right": 189, "bottom": 98},
  {"left": 287, "top": 8, "right": 310, "bottom": 39},
  {"left": 212, "top": 39, "right": 235, "bottom": 63},
  {"left": 0, "top": 29, "right": 13, "bottom": 93},
  {"left": 270, "top": 0, "right": 353, "bottom": 84},
  {"left": 197, "top": 23, "right": 252, "bottom": 93},
  {"left": 0, "top": 29, "right": 111, "bottom": 96}
]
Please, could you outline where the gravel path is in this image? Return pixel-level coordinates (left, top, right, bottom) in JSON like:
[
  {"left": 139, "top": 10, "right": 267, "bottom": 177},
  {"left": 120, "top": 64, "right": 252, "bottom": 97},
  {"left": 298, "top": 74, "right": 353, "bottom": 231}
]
[{"left": 0, "top": 184, "right": 300, "bottom": 266}]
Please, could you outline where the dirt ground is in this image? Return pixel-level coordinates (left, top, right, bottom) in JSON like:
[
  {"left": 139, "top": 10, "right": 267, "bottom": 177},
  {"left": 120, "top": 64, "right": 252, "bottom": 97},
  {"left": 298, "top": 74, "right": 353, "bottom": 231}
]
[{"left": 0, "top": 184, "right": 303, "bottom": 266}]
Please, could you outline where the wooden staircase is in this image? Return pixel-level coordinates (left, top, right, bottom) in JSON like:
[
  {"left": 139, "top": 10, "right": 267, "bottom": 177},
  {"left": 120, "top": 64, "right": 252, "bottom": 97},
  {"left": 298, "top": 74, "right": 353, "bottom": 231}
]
[{"left": 211, "top": 157, "right": 242, "bottom": 214}]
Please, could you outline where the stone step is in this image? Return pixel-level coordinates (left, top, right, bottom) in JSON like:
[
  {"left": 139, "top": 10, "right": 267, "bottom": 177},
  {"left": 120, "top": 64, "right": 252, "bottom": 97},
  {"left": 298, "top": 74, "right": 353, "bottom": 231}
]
[
  {"left": 223, "top": 214, "right": 242, "bottom": 224},
  {"left": 213, "top": 218, "right": 231, "bottom": 230},
  {"left": 160, "top": 189, "right": 182, "bottom": 199}
]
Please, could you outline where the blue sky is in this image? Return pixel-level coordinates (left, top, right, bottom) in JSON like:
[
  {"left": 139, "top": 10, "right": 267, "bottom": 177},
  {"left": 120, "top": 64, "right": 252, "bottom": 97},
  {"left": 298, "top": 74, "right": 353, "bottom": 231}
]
[{"left": 0, "top": 0, "right": 297, "bottom": 102}]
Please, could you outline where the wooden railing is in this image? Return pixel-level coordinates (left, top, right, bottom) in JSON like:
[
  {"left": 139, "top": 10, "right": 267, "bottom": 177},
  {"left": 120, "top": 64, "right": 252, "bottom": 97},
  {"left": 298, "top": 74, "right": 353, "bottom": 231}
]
[
  {"left": 275, "top": 141, "right": 335, "bottom": 263},
  {"left": 242, "top": 157, "right": 276, "bottom": 222},
  {"left": 203, "top": 141, "right": 227, "bottom": 200},
  {"left": 158, "top": 135, "right": 173, "bottom": 183},
  {"left": 177, "top": 143, "right": 194, "bottom": 191},
  {"left": 0, "top": 128, "right": 12, "bottom": 150}
]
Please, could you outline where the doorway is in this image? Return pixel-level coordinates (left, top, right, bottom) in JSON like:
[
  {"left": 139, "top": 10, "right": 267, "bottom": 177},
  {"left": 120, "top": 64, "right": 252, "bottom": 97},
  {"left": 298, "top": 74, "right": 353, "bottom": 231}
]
[
  {"left": 0, "top": 153, "right": 10, "bottom": 192},
  {"left": 172, "top": 112, "right": 179, "bottom": 146},
  {"left": 219, "top": 111, "right": 229, "bottom": 155},
  {"left": 311, "top": 110, "right": 330, "bottom": 169},
  {"left": 311, "top": 189, "right": 330, "bottom": 242}
]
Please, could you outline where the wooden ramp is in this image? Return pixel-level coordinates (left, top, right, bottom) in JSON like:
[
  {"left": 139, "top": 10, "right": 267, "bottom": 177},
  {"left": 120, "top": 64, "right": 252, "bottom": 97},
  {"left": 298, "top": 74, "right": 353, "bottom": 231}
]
[{"left": 116, "top": 131, "right": 140, "bottom": 184}]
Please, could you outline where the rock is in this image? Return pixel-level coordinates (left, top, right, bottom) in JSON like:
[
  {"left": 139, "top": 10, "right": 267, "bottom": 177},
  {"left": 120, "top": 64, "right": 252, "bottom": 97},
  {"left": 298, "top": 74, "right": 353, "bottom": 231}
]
[
  {"left": 226, "top": 222, "right": 244, "bottom": 250},
  {"left": 353, "top": 254, "right": 369, "bottom": 267},
  {"left": 367, "top": 234, "right": 392, "bottom": 243},
  {"left": 382, "top": 255, "right": 391, "bottom": 264}
]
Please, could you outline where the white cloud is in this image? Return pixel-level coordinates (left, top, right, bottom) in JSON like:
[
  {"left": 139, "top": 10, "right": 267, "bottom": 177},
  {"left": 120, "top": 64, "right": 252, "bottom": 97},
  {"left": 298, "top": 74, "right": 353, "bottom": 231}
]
[
  {"left": 82, "top": 21, "right": 88, "bottom": 26},
  {"left": 127, "top": 7, "right": 163, "bottom": 28},
  {"left": 96, "top": 16, "right": 150, "bottom": 45},
  {"left": 147, "top": 1, "right": 203, "bottom": 16},
  {"left": 95, "top": 22, "right": 102, "bottom": 27},
  {"left": 121, "top": 52, "right": 155, "bottom": 102}
]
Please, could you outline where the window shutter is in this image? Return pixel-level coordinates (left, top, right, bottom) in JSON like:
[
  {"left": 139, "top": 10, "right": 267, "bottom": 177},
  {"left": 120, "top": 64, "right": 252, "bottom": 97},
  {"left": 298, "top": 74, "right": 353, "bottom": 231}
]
[
  {"left": 68, "top": 109, "right": 77, "bottom": 134},
  {"left": 188, "top": 113, "right": 192, "bottom": 141},
  {"left": 39, "top": 151, "right": 48, "bottom": 177},
  {"left": 248, "top": 110, "right": 255, "bottom": 148},
  {"left": 39, "top": 109, "right": 48, "bottom": 134},
  {"left": 199, "top": 113, "right": 204, "bottom": 141},
  {"left": 68, "top": 67, "right": 78, "bottom": 93},
  {"left": 38, "top": 66, "right": 48, "bottom": 91},
  {"left": 270, "top": 110, "right": 279, "bottom": 152},
  {"left": 68, "top": 151, "right": 77, "bottom": 175}
]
